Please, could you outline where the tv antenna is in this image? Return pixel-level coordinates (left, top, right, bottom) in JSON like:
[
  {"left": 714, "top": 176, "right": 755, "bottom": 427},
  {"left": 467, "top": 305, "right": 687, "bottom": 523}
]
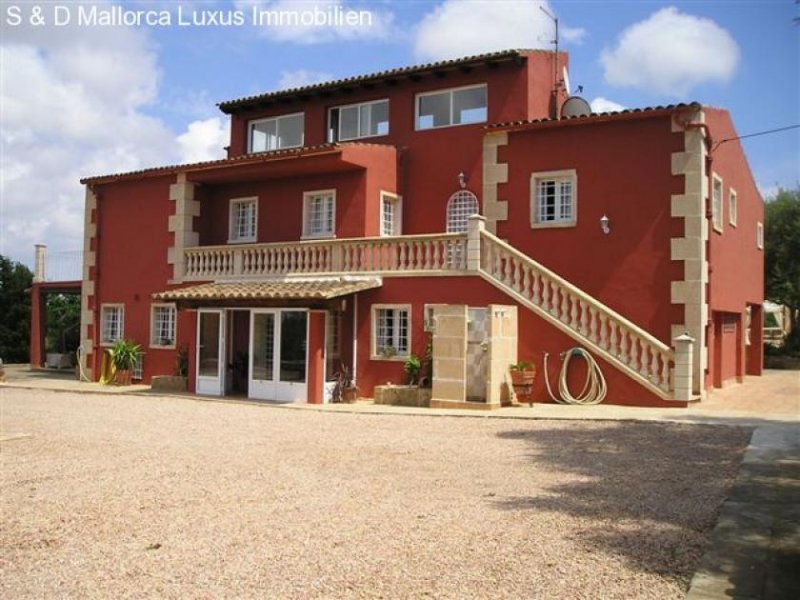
[{"left": 539, "top": 5, "right": 561, "bottom": 117}]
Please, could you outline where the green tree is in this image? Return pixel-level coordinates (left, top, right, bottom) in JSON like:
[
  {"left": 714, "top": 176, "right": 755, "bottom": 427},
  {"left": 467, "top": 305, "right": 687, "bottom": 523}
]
[
  {"left": 764, "top": 186, "right": 800, "bottom": 350},
  {"left": 46, "top": 293, "right": 81, "bottom": 353},
  {"left": 0, "top": 256, "right": 33, "bottom": 363}
]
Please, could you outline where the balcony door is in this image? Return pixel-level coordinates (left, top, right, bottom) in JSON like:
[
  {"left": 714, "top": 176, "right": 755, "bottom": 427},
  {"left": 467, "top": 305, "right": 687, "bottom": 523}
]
[
  {"left": 196, "top": 309, "right": 225, "bottom": 395},
  {"left": 250, "top": 309, "right": 308, "bottom": 402}
]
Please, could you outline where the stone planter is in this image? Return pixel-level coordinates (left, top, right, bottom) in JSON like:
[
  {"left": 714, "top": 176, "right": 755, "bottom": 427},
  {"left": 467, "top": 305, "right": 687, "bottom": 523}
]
[
  {"left": 374, "top": 385, "right": 432, "bottom": 408},
  {"left": 151, "top": 375, "right": 188, "bottom": 392}
]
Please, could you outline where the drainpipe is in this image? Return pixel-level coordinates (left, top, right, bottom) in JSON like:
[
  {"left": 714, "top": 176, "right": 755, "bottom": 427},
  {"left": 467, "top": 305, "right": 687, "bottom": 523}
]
[
  {"left": 91, "top": 185, "right": 102, "bottom": 377},
  {"left": 351, "top": 293, "right": 358, "bottom": 384}
]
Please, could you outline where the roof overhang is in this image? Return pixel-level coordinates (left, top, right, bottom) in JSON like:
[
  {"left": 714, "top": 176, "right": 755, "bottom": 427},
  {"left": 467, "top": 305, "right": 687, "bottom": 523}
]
[
  {"left": 80, "top": 143, "right": 396, "bottom": 186},
  {"left": 218, "top": 49, "right": 534, "bottom": 115},
  {"left": 153, "top": 277, "right": 382, "bottom": 309},
  {"left": 486, "top": 102, "right": 703, "bottom": 134}
]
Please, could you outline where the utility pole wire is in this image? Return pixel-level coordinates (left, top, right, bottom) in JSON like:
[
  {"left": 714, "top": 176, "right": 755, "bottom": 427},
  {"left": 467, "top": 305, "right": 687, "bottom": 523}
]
[{"left": 712, "top": 124, "right": 800, "bottom": 152}]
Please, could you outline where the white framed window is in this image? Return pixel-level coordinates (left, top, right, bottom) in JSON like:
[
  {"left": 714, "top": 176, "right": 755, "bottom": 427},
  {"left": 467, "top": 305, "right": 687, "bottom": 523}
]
[
  {"left": 712, "top": 174, "right": 724, "bottom": 233},
  {"left": 302, "top": 190, "right": 336, "bottom": 239},
  {"left": 372, "top": 305, "right": 410, "bottom": 359},
  {"left": 150, "top": 304, "right": 176, "bottom": 348},
  {"left": 100, "top": 304, "right": 124, "bottom": 346},
  {"left": 757, "top": 222, "right": 764, "bottom": 250},
  {"left": 446, "top": 190, "right": 479, "bottom": 233},
  {"left": 380, "top": 191, "right": 402, "bottom": 237},
  {"left": 416, "top": 84, "right": 487, "bottom": 130},
  {"left": 729, "top": 187, "right": 738, "bottom": 227},
  {"left": 329, "top": 99, "right": 389, "bottom": 142},
  {"left": 530, "top": 169, "right": 577, "bottom": 228},
  {"left": 248, "top": 112, "right": 304, "bottom": 153},
  {"left": 228, "top": 197, "right": 257, "bottom": 243}
]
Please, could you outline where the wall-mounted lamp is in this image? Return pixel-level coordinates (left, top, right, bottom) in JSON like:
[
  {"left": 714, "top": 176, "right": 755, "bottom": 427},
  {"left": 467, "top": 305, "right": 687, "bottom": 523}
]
[
  {"left": 600, "top": 214, "right": 611, "bottom": 235},
  {"left": 458, "top": 171, "right": 467, "bottom": 189}
]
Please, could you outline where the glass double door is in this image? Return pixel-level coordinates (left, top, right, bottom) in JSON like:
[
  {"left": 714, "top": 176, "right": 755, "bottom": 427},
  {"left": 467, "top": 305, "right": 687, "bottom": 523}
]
[{"left": 249, "top": 310, "right": 308, "bottom": 402}]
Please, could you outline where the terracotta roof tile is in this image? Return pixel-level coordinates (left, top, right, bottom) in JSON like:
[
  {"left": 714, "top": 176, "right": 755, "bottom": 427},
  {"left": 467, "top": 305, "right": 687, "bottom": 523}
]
[
  {"left": 486, "top": 102, "right": 702, "bottom": 131},
  {"left": 218, "top": 49, "right": 542, "bottom": 113},
  {"left": 153, "top": 278, "right": 382, "bottom": 302}
]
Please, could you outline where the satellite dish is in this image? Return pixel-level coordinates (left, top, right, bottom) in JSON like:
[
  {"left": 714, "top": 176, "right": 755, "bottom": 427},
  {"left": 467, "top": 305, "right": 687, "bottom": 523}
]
[
  {"left": 561, "top": 96, "right": 592, "bottom": 119},
  {"left": 562, "top": 66, "right": 571, "bottom": 95}
]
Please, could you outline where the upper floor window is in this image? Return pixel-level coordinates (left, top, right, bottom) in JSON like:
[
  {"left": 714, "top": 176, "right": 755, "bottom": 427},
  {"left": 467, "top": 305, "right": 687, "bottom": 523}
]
[
  {"left": 530, "top": 170, "right": 577, "bottom": 228},
  {"left": 446, "top": 190, "right": 479, "bottom": 233},
  {"left": 150, "top": 304, "right": 176, "bottom": 348},
  {"left": 712, "top": 174, "right": 724, "bottom": 233},
  {"left": 229, "top": 197, "right": 257, "bottom": 243},
  {"left": 729, "top": 188, "right": 738, "bottom": 227},
  {"left": 100, "top": 304, "right": 124, "bottom": 345},
  {"left": 416, "top": 84, "right": 487, "bottom": 130},
  {"left": 380, "top": 192, "right": 402, "bottom": 236},
  {"left": 249, "top": 112, "right": 304, "bottom": 153},
  {"left": 329, "top": 99, "right": 389, "bottom": 142},
  {"left": 303, "top": 190, "right": 336, "bottom": 239}
]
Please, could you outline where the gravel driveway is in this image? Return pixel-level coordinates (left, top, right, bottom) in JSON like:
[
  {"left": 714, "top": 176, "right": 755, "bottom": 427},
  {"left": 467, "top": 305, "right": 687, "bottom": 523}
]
[{"left": 1, "top": 389, "right": 750, "bottom": 599}]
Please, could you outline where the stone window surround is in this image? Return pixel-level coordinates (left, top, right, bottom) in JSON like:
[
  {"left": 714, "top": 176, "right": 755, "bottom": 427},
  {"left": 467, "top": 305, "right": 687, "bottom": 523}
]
[
  {"left": 529, "top": 168, "right": 578, "bottom": 229},
  {"left": 371, "top": 304, "right": 411, "bottom": 361},
  {"left": 302, "top": 189, "right": 337, "bottom": 240},
  {"left": 150, "top": 303, "right": 177, "bottom": 349},
  {"left": 379, "top": 191, "right": 402, "bottom": 237},
  {"left": 711, "top": 173, "right": 724, "bottom": 234},
  {"left": 100, "top": 303, "right": 125, "bottom": 347},
  {"left": 228, "top": 196, "right": 258, "bottom": 244}
]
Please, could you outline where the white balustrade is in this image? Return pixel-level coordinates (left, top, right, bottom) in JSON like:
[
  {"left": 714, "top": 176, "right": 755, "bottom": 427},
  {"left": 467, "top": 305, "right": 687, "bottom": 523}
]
[
  {"left": 479, "top": 230, "right": 674, "bottom": 395},
  {"left": 183, "top": 234, "right": 467, "bottom": 281}
]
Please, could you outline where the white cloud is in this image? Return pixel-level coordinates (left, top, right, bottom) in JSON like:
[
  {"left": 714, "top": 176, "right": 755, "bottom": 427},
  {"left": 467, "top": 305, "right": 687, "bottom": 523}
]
[
  {"left": 413, "top": 0, "right": 585, "bottom": 61},
  {"left": 277, "top": 69, "right": 333, "bottom": 90},
  {"left": 234, "top": 0, "right": 395, "bottom": 44},
  {"left": 590, "top": 97, "right": 626, "bottom": 113},
  {"left": 600, "top": 7, "right": 740, "bottom": 98},
  {"left": 176, "top": 118, "right": 229, "bottom": 164},
  {"left": 0, "top": 2, "right": 228, "bottom": 265}
]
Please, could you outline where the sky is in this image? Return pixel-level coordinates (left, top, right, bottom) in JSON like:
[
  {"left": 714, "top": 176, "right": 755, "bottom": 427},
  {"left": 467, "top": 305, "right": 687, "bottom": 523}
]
[{"left": 1, "top": 0, "right": 798, "bottom": 270}]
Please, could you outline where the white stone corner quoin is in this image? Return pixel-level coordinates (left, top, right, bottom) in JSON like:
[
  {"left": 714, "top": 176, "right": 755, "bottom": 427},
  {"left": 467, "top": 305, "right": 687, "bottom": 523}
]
[{"left": 670, "top": 108, "right": 708, "bottom": 396}]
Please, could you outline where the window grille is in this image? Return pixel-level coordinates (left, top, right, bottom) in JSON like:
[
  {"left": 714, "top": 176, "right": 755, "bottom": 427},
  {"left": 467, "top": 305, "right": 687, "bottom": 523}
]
[{"left": 446, "top": 190, "right": 479, "bottom": 233}]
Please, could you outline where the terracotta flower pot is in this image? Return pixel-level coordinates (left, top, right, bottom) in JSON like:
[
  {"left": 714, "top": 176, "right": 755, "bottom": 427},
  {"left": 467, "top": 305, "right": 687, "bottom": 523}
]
[
  {"left": 509, "top": 370, "right": 535, "bottom": 387},
  {"left": 115, "top": 369, "right": 132, "bottom": 386}
]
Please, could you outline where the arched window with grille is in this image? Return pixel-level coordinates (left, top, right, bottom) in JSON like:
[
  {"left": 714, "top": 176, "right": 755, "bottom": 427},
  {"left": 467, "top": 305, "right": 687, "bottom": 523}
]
[{"left": 446, "top": 190, "right": 479, "bottom": 233}]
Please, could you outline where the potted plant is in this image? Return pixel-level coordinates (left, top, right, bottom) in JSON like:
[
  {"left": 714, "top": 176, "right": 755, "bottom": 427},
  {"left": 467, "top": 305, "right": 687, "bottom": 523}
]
[
  {"left": 404, "top": 355, "right": 422, "bottom": 385},
  {"left": 509, "top": 361, "right": 536, "bottom": 404},
  {"left": 332, "top": 367, "right": 358, "bottom": 403},
  {"left": 109, "top": 339, "right": 141, "bottom": 386}
]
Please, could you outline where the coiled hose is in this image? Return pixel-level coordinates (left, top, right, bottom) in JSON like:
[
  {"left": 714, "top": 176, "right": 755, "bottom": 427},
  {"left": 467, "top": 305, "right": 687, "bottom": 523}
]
[{"left": 543, "top": 347, "right": 607, "bottom": 405}]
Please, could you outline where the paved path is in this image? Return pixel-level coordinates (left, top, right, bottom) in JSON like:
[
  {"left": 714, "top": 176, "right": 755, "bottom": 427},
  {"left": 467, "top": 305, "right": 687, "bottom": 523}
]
[{"left": 2, "top": 365, "right": 798, "bottom": 598}]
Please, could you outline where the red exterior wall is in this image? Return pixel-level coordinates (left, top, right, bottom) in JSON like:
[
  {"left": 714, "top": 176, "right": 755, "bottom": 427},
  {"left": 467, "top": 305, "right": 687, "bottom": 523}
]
[
  {"left": 497, "top": 116, "right": 685, "bottom": 344},
  {"left": 89, "top": 175, "right": 181, "bottom": 382},
  {"left": 226, "top": 53, "right": 559, "bottom": 238},
  {"left": 704, "top": 108, "right": 765, "bottom": 387},
  {"left": 307, "top": 311, "right": 326, "bottom": 404},
  {"left": 354, "top": 277, "right": 676, "bottom": 408}
]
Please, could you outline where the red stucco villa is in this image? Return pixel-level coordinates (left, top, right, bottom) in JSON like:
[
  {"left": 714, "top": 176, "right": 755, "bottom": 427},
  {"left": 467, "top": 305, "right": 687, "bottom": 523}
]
[{"left": 29, "top": 49, "right": 764, "bottom": 408}]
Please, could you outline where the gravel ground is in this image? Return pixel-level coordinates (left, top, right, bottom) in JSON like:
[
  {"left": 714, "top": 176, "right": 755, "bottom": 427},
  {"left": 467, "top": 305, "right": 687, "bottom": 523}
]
[{"left": 1, "top": 388, "right": 751, "bottom": 599}]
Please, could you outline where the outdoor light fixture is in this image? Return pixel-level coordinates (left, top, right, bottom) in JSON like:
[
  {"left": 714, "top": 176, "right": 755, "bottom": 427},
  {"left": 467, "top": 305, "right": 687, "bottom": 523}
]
[
  {"left": 600, "top": 214, "right": 611, "bottom": 234},
  {"left": 458, "top": 171, "right": 467, "bottom": 189}
]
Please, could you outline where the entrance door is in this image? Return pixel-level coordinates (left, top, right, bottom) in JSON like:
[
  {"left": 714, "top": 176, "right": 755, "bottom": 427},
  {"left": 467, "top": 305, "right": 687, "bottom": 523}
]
[
  {"left": 197, "top": 309, "right": 225, "bottom": 395},
  {"left": 249, "top": 309, "right": 308, "bottom": 402}
]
